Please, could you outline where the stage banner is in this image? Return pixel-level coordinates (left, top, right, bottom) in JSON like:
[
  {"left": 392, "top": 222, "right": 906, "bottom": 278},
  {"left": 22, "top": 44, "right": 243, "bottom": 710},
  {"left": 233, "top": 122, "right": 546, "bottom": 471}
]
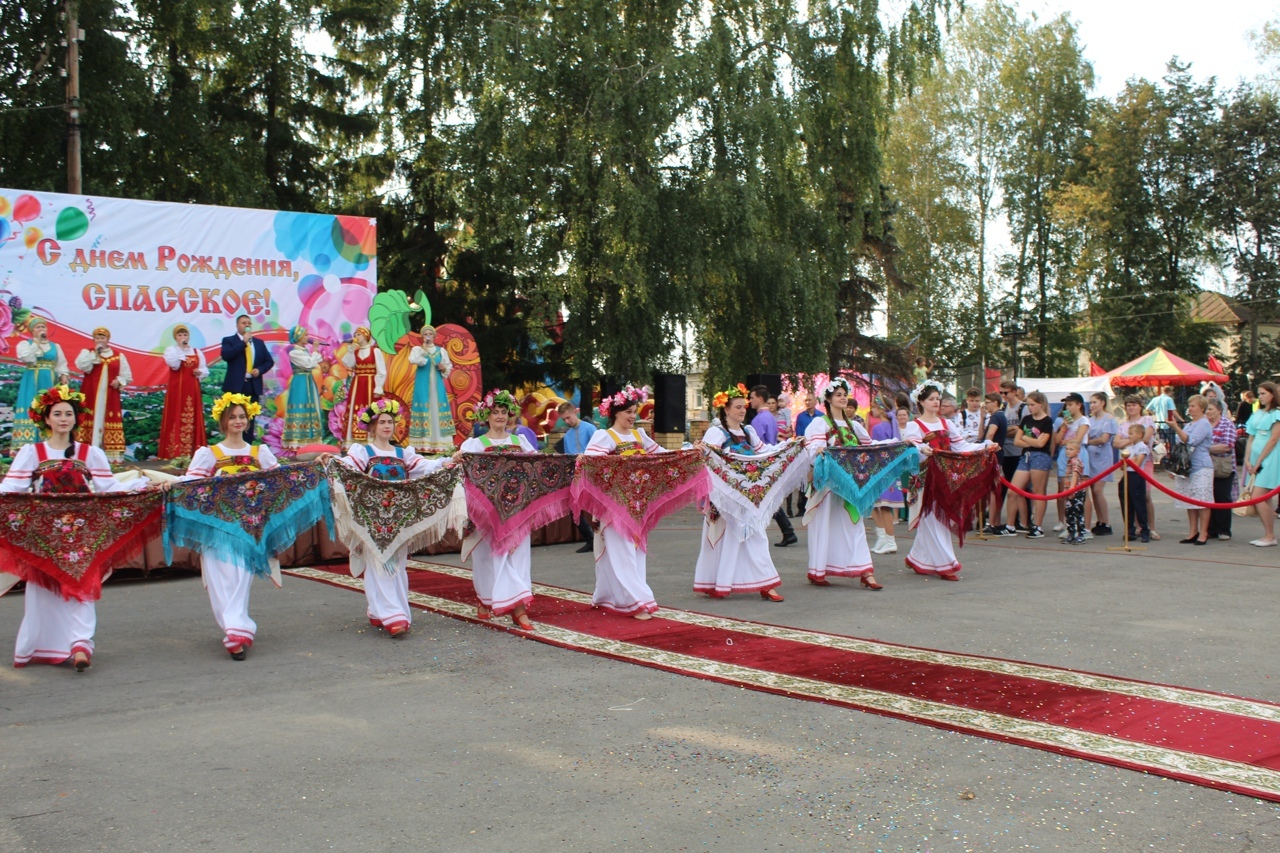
[{"left": 0, "top": 189, "right": 377, "bottom": 394}]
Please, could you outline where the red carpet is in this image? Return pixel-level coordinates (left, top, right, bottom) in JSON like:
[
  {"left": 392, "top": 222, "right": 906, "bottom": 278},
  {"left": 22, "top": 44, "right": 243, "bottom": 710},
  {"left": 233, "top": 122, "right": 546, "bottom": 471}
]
[{"left": 285, "top": 561, "right": 1280, "bottom": 803}]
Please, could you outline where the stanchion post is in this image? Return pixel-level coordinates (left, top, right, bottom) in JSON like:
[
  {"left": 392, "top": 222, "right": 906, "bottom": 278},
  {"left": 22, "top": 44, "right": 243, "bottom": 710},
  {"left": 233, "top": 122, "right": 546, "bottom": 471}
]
[{"left": 1108, "top": 455, "right": 1146, "bottom": 553}]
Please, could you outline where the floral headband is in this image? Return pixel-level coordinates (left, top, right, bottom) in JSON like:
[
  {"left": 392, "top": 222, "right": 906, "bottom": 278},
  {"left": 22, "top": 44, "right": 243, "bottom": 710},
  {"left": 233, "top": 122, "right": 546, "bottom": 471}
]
[
  {"left": 473, "top": 389, "right": 519, "bottom": 422},
  {"left": 712, "top": 383, "right": 749, "bottom": 410},
  {"left": 821, "top": 377, "right": 851, "bottom": 398},
  {"left": 29, "top": 384, "right": 88, "bottom": 428},
  {"left": 598, "top": 384, "right": 649, "bottom": 418},
  {"left": 212, "top": 391, "right": 262, "bottom": 421},
  {"left": 358, "top": 398, "right": 402, "bottom": 425},
  {"left": 908, "top": 381, "right": 942, "bottom": 409}
]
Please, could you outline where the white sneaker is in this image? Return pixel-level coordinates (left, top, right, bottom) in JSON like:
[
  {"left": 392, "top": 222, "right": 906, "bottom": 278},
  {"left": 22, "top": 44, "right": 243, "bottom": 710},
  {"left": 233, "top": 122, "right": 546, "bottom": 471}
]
[
  {"left": 869, "top": 532, "right": 887, "bottom": 554},
  {"left": 879, "top": 536, "right": 898, "bottom": 554},
  {"left": 1084, "top": 531, "right": 1094, "bottom": 540},
  {"left": 1052, "top": 522, "right": 1065, "bottom": 532},
  {"left": 1058, "top": 529, "right": 1069, "bottom": 539}
]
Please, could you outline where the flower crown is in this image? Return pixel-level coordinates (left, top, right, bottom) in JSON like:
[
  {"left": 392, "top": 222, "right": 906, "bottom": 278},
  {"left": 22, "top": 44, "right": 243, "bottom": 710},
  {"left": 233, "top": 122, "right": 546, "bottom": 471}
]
[
  {"left": 358, "top": 398, "right": 402, "bottom": 425},
  {"left": 712, "top": 383, "right": 749, "bottom": 410},
  {"left": 598, "top": 384, "right": 649, "bottom": 418},
  {"left": 908, "top": 381, "right": 942, "bottom": 409},
  {"left": 29, "top": 384, "right": 87, "bottom": 427},
  {"left": 212, "top": 392, "right": 262, "bottom": 421},
  {"left": 473, "top": 389, "right": 519, "bottom": 422},
  {"left": 821, "top": 377, "right": 851, "bottom": 398}
]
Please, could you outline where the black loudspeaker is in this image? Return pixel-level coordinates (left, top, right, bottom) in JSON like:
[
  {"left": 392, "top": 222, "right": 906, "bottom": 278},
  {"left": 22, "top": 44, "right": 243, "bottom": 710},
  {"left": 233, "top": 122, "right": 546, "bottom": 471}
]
[
  {"left": 745, "top": 373, "right": 782, "bottom": 399},
  {"left": 651, "top": 372, "right": 687, "bottom": 433}
]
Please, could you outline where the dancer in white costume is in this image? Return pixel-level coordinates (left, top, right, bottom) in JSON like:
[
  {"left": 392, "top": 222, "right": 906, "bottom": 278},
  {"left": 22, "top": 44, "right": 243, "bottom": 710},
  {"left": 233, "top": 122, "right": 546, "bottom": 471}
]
[
  {"left": 455, "top": 389, "right": 538, "bottom": 630},
  {"left": 334, "top": 399, "right": 449, "bottom": 637},
  {"left": 802, "top": 377, "right": 883, "bottom": 589},
  {"left": 694, "top": 384, "right": 785, "bottom": 601},
  {"left": 584, "top": 384, "right": 666, "bottom": 620},
  {"left": 178, "top": 393, "right": 279, "bottom": 660},
  {"left": 901, "top": 382, "right": 995, "bottom": 580},
  {"left": 1, "top": 385, "right": 147, "bottom": 671}
]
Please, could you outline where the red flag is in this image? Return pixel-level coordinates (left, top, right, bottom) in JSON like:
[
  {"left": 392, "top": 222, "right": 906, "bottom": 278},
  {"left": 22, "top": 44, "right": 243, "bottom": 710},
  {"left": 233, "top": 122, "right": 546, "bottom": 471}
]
[
  {"left": 1089, "top": 361, "right": 1107, "bottom": 377},
  {"left": 1207, "top": 355, "right": 1226, "bottom": 375}
]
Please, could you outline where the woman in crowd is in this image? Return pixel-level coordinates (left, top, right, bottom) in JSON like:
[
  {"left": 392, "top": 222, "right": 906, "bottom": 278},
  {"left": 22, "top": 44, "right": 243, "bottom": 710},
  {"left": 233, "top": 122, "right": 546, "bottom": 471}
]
[
  {"left": 803, "top": 377, "right": 881, "bottom": 589},
  {"left": 179, "top": 393, "right": 279, "bottom": 660},
  {"left": 283, "top": 325, "right": 326, "bottom": 449},
  {"left": 336, "top": 399, "right": 449, "bottom": 636},
  {"left": 584, "top": 385, "right": 666, "bottom": 619},
  {"left": 1168, "top": 394, "right": 1214, "bottom": 545},
  {"left": 12, "top": 318, "right": 70, "bottom": 450},
  {"left": 456, "top": 390, "right": 538, "bottom": 629},
  {"left": 1113, "top": 394, "right": 1160, "bottom": 540},
  {"left": 159, "top": 325, "right": 209, "bottom": 459},
  {"left": 869, "top": 404, "right": 910, "bottom": 555},
  {"left": 694, "top": 385, "right": 784, "bottom": 601},
  {"left": 1243, "top": 382, "right": 1280, "bottom": 548},
  {"left": 1002, "top": 391, "right": 1055, "bottom": 539},
  {"left": 2, "top": 385, "right": 148, "bottom": 670},
  {"left": 75, "top": 326, "right": 131, "bottom": 461},
  {"left": 1085, "top": 392, "right": 1118, "bottom": 536},
  {"left": 1205, "top": 399, "right": 1238, "bottom": 541},
  {"left": 902, "top": 383, "right": 994, "bottom": 579}
]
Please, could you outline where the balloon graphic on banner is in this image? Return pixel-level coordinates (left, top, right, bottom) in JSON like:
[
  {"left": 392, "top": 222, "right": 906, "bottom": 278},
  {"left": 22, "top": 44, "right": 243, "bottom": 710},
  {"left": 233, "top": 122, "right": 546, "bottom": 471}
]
[
  {"left": 0, "top": 196, "right": 10, "bottom": 217},
  {"left": 24, "top": 227, "right": 41, "bottom": 249},
  {"left": 0, "top": 219, "right": 10, "bottom": 243},
  {"left": 12, "top": 194, "right": 40, "bottom": 223},
  {"left": 56, "top": 206, "right": 90, "bottom": 241}
]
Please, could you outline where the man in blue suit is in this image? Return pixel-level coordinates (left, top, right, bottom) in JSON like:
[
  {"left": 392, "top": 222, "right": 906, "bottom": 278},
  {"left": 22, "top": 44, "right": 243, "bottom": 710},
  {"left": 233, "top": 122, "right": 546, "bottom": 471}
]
[{"left": 220, "top": 314, "right": 275, "bottom": 441}]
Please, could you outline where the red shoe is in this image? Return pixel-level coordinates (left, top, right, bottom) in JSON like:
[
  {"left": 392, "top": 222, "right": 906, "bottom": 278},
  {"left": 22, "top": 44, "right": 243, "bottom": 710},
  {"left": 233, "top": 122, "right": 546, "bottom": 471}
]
[
  {"left": 808, "top": 576, "right": 832, "bottom": 586},
  {"left": 939, "top": 572, "right": 959, "bottom": 582},
  {"left": 72, "top": 651, "right": 90, "bottom": 672},
  {"left": 512, "top": 612, "right": 536, "bottom": 631},
  {"left": 476, "top": 604, "right": 492, "bottom": 620},
  {"left": 760, "top": 589, "right": 784, "bottom": 602},
  {"left": 706, "top": 590, "right": 730, "bottom": 599},
  {"left": 227, "top": 644, "right": 247, "bottom": 661},
  {"left": 860, "top": 575, "right": 883, "bottom": 591},
  {"left": 387, "top": 624, "right": 409, "bottom": 638}
]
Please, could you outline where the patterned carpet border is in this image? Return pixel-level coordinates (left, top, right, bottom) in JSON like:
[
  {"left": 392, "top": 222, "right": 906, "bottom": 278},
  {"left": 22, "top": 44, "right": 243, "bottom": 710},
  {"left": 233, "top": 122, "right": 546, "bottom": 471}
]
[{"left": 283, "top": 561, "right": 1280, "bottom": 803}]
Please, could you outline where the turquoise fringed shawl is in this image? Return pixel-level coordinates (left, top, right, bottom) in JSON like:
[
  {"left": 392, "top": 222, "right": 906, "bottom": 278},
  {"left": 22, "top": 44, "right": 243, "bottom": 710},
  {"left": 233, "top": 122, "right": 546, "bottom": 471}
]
[
  {"left": 813, "top": 442, "right": 920, "bottom": 522},
  {"left": 164, "top": 461, "right": 334, "bottom": 578}
]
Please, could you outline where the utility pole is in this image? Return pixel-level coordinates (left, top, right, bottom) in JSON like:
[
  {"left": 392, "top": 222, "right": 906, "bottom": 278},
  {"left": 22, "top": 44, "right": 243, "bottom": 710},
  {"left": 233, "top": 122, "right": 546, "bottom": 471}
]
[{"left": 65, "top": 0, "right": 82, "bottom": 194}]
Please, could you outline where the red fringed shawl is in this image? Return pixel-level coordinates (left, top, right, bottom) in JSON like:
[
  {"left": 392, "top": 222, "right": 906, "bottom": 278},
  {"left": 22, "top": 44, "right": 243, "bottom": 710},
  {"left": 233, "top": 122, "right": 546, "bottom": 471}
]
[
  {"left": 0, "top": 490, "right": 165, "bottom": 601},
  {"left": 572, "top": 450, "right": 709, "bottom": 550},
  {"left": 918, "top": 449, "right": 999, "bottom": 546},
  {"left": 461, "top": 452, "right": 576, "bottom": 555}
]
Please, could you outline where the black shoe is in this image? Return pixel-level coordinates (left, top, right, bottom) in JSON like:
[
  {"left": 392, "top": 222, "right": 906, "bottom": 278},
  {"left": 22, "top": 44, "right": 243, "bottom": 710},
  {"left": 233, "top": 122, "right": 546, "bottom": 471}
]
[
  {"left": 575, "top": 543, "right": 594, "bottom": 553},
  {"left": 1095, "top": 524, "right": 1113, "bottom": 536},
  {"left": 997, "top": 526, "right": 1018, "bottom": 537},
  {"left": 1025, "top": 526, "right": 1044, "bottom": 539},
  {"left": 775, "top": 533, "right": 799, "bottom": 547},
  {"left": 982, "top": 525, "right": 1002, "bottom": 536},
  {"left": 1014, "top": 523, "right": 1029, "bottom": 533}
]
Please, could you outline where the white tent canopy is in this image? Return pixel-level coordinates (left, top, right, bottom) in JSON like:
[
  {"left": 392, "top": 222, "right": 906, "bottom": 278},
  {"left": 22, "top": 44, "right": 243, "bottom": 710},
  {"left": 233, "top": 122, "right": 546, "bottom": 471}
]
[{"left": 1015, "top": 376, "right": 1116, "bottom": 404}]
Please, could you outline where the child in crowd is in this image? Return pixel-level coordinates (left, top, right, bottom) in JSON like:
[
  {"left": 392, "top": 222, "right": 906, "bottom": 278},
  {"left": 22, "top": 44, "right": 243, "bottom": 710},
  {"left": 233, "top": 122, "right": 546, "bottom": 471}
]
[
  {"left": 912, "top": 357, "right": 929, "bottom": 384},
  {"left": 1064, "top": 439, "right": 1087, "bottom": 544},
  {"left": 1119, "top": 423, "right": 1151, "bottom": 542}
]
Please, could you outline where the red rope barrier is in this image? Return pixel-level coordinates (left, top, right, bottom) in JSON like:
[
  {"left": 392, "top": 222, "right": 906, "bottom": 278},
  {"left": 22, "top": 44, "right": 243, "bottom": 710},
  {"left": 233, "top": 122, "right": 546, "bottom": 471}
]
[
  {"left": 998, "top": 459, "right": 1126, "bottom": 501},
  {"left": 1123, "top": 460, "right": 1280, "bottom": 509}
]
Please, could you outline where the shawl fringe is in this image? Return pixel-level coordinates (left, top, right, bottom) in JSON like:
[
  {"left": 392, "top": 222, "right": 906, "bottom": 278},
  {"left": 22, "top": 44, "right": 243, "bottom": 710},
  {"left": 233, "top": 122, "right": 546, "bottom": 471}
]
[
  {"left": 329, "top": 466, "right": 467, "bottom": 573},
  {"left": 917, "top": 449, "right": 999, "bottom": 546},
  {"left": 571, "top": 451, "right": 709, "bottom": 551},
  {"left": 813, "top": 442, "right": 920, "bottom": 522},
  {"left": 704, "top": 440, "right": 812, "bottom": 541}
]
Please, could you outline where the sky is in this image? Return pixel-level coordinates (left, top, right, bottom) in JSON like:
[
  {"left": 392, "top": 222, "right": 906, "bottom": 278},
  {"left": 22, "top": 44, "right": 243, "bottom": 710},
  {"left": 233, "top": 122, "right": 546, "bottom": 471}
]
[{"left": 1026, "top": 0, "right": 1275, "bottom": 96}]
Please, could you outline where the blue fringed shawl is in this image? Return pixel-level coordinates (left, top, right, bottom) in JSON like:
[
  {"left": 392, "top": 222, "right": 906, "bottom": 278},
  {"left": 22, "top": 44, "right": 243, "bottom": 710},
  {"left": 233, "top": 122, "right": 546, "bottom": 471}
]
[
  {"left": 164, "top": 461, "right": 334, "bottom": 579},
  {"left": 812, "top": 442, "right": 920, "bottom": 521}
]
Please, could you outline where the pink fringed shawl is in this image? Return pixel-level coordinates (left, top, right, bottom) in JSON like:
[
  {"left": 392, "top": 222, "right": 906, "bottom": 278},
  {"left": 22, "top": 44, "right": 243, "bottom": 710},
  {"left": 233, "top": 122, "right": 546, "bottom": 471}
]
[
  {"left": 572, "top": 449, "right": 709, "bottom": 550},
  {"left": 461, "top": 452, "right": 577, "bottom": 555}
]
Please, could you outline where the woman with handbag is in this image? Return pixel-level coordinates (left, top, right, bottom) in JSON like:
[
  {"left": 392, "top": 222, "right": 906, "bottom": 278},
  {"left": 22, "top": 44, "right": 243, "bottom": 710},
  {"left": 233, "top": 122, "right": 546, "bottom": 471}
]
[
  {"left": 1243, "top": 382, "right": 1280, "bottom": 547},
  {"left": 1167, "top": 395, "right": 1214, "bottom": 545},
  {"left": 1204, "top": 400, "right": 1238, "bottom": 541}
]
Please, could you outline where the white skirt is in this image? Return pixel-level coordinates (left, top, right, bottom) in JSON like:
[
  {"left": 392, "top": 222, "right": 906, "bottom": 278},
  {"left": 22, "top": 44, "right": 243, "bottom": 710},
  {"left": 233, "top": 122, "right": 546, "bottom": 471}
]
[
  {"left": 14, "top": 582, "right": 96, "bottom": 667},
  {"left": 905, "top": 512, "right": 962, "bottom": 576},
  {"left": 803, "top": 490, "right": 874, "bottom": 580},
  {"left": 354, "top": 547, "right": 412, "bottom": 631},
  {"left": 1172, "top": 468, "right": 1213, "bottom": 510},
  {"left": 468, "top": 535, "right": 534, "bottom": 615},
  {"left": 593, "top": 524, "right": 658, "bottom": 615},
  {"left": 693, "top": 516, "right": 781, "bottom": 595},
  {"left": 202, "top": 555, "right": 257, "bottom": 649}
]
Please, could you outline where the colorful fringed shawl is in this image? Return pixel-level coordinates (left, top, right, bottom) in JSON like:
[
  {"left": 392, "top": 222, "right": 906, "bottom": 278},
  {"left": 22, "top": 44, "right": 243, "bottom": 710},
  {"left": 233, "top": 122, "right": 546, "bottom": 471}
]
[
  {"left": 0, "top": 490, "right": 164, "bottom": 601},
  {"left": 572, "top": 449, "right": 709, "bottom": 550},
  {"left": 328, "top": 461, "right": 467, "bottom": 573},
  {"left": 918, "top": 449, "right": 999, "bottom": 546},
  {"left": 812, "top": 442, "right": 921, "bottom": 523},
  {"left": 164, "top": 461, "right": 334, "bottom": 580},
  {"left": 461, "top": 452, "right": 576, "bottom": 555},
  {"left": 704, "top": 439, "right": 811, "bottom": 540}
]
